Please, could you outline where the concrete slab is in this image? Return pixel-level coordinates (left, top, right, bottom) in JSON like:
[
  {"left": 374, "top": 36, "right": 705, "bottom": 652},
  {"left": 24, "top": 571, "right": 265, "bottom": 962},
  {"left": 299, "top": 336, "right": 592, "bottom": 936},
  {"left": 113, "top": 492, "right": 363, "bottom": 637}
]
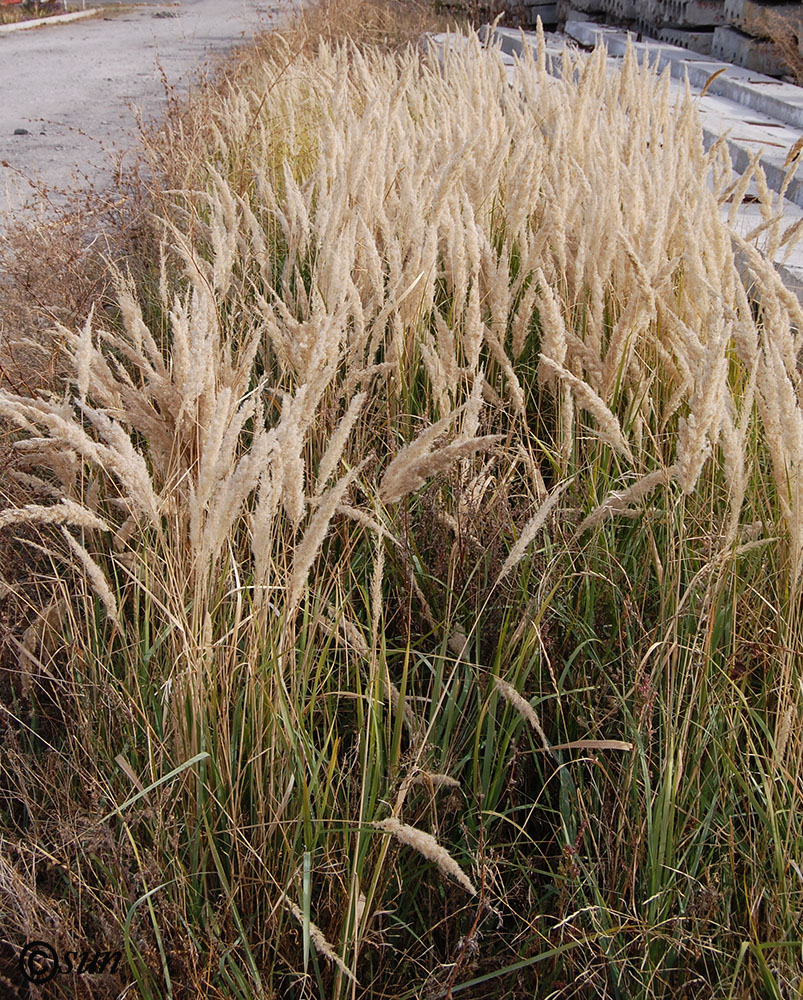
[
  {"left": 659, "top": 0, "right": 726, "bottom": 28},
  {"left": 697, "top": 93, "right": 803, "bottom": 209},
  {"left": 724, "top": 0, "right": 802, "bottom": 41},
  {"left": 712, "top": 25, "right": 790, "bottom": 78},
  {"left": 602, "top": 0, "right": 640, "bottom": 21},
  {"left": 564, "top": 19, "right": 803, "bottom": 128},
  {"left": 480, "top": 22, "right": 803, "bottom": 301},
  {"left": 557, "top": 0, "right": 605, "bottom": 11},
  {"left": 523, "top": 3, "right": 559, "bottom": 27},
  {"left": 658, "top": 26, "right": 715, "bottom": 53}
]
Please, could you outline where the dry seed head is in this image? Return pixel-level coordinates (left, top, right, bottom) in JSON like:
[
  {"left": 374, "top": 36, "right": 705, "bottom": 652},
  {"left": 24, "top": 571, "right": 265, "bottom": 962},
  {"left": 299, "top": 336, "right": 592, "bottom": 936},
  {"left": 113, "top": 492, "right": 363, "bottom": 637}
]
[
  {"left": 60, "top": 528, "right": 120, "bottom": 628},
  {"left": 538, "top": 357, "right": 633, "bottom": 460},
  {"left": 496, "top": 481, "right": 569, "bottom": 586},
  {"left": 388, "top": 682, "right": 423, "bottom": 738},
  {"left": 370, "top": 530, "right": 385, "bottom": 648},
  {"left": 494, "top": 677, "right": 554, "bottom": 757},
  {"left": 0, "top": 500, "right": 110, "bottom": 534},
  {"left": 284, "top": 896, "right": 357, "bottom": 984},
  {"left": 380, "top": 404, "right": 501, "bottom": 504},
  {"left": 75, "top": 307, "right": 95, "bottom": 404},
  {"left": 288, "top": 462, "right": 365, "bottom": 612},
  {"left": 577, "top": 467, "right": 673, "bottom": 534},
  {"left": 315, "top": 392, "right": 366, "bottom": 496},
  {"left": 410, "top": 771, "right": 461, "bottom": 790},
  {"left": 375, "top": 817, "right": 476, "bottom": 895}
]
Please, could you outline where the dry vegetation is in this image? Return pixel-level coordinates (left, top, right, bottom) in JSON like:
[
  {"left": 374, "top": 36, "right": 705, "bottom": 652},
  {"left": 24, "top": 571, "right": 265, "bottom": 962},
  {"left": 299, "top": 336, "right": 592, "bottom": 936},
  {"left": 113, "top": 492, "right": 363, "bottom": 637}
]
[
  {"left": 760, "top": 7, "right": 803, "bottom": 86},
  {"left": 0, "top": 3, "right": 67, "bottom": 27},
  {"left": 2, "top": 3, "right": 803, "bottom": 998}
]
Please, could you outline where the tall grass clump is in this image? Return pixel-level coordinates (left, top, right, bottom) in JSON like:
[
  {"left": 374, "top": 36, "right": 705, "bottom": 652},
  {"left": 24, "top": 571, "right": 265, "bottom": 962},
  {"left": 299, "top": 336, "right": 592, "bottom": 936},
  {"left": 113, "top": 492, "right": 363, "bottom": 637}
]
[{"left": 1, "top": 18, "right": 803, "bottom": 999}]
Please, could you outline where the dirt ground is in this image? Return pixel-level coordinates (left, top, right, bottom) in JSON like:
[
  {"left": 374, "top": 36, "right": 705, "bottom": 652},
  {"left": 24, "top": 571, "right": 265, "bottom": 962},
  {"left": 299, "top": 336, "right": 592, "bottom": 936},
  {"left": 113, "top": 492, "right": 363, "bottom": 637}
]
[{"left": 0, "top": 0, "right": 299, "bottom": 217}]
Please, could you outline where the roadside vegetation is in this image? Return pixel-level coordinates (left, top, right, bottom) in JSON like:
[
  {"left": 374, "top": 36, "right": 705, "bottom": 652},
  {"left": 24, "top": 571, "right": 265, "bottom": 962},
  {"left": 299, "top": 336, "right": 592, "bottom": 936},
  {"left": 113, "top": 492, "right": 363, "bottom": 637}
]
[
  {"left": 1, "top": 2, "right": 803, "bottom": 998},
  {"left": 0, "top": 2, "right": 69, "bottom": 27},
  {"left": 760, "top": 6, "right": 803, "bottom": 86}
]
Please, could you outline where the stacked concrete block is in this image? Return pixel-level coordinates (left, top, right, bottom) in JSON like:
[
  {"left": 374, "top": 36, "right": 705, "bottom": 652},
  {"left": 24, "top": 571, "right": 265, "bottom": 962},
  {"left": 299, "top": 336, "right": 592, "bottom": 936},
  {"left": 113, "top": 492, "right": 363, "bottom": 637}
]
[
  {"left": 555, "top": 0, "right": 726, "bottom": 48},
  {"left": 712, "top": 1, "right": 803, "bottom": 77},
  {"left": 658, "top": 0, "right": 726, "bottom": 27},
  {"left": 642, "top": 0, "right": 667, "bottom": 26},
  {"left": 556, "top": 0, "right": 606, "bottom": 29},
  {"left": 563, "top": 0, "right": 608, "bottom": 9},
  {"left": 550, "top": 0, "right": 801, "bottom": 79},
  {"left": 658, "top": 26, "right": 716, "bottom": 51},
  {"left": 601, "top": 0, "right": 640, "bottom": 23},
  {"left": 712, "top": 25, "right": 791, "bottom": 76},
  {"left": 520, "top": 0, "right": 560, "bottom": 26},
  {"left": 724, "top": 0, "right": 801, "bottom": 39}
]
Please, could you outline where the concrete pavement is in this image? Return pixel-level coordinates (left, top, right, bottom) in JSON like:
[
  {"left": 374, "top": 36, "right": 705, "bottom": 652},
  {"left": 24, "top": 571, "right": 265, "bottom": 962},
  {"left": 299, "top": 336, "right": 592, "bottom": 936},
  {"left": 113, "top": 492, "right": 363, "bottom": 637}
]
[{"left": 0, "top": 0, "right": 297, "bottom": 215}]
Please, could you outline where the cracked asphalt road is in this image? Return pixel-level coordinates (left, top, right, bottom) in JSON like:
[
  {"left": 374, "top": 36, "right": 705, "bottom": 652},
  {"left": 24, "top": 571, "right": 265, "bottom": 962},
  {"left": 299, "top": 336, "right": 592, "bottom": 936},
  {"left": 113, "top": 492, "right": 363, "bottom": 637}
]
[{"left": 0, "top": 0, "right": 298, "bottom": 215}]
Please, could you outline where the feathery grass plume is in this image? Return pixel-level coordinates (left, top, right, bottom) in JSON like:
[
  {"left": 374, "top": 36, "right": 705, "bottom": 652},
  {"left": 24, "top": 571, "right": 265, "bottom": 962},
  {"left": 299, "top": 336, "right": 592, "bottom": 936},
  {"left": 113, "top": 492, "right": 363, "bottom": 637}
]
[
  {"left": 7, "top": 471, "right": 65, "bottom": 502},
  {"left": 538, "top": 357, "right": 633, "bottom": 461},
  {"left": 410, "top": 771, "right": 461, "bottom": 790},
  {"left": 370, "top": 529, "right": 385, "bottom": 650},
  {"left": 433, "top": 310, "right": 460, "bottom": 388},
  {"left": 74, "top": 306, "right": 95, "bottom": 405},
  {"left": 314, "top": 391, "right": 366, "bottom": 496},
  {"left": 334, "top": 611, "right": 369, "bottom": 657},
  {"left": 494, "top": 677, "right": 555, "bottom": 759},
  {"left": 284, "top": 896, "right": 357, "bottom": 984},
  {"left": 534, "top": 269, "right": 568, "bottom": 387},
  {"left": 381, "top": 434, "right": 503, "bottom": 504},
  {"left": 196, "top": 416, "right": 275, "bottom": 572},
  {"left": 755, "top": 333, "right": 803, "bottom": 583},
  {"left": 495, "top": 480, "right": 570, "bottom": 587},
  {"left": 576, "top": 468, "right": 673, "bottom": 535},
  {"left": 420, "top": 334, "right": 450, "bottom": 413},
  {"left": 0, "top": 499, "right": 110, "bottom": 534},
  {"left": 336, "top": 504, "right": 400, "bottom": 546},
  {"left": 354, "top": 891, "right": 367, "bottom": 928},
  {"left": 113, "top": 270, "right": 165, "bottom": 370},
  {"left": 388, "top": 682, "right": 423, "bottom": 739},
  {"left": 548, "top": 739, "right": 634, "bottom": 752},
  {"left": 483, "top": 325, "right": 527, "bottom": 416},
  {"left": 206, "top": 167, "right": 240, "bottom": 295},
  {"left": 276, "top": 396, "right": 310, "bottom": 528},
  {"left": 559, "top": 382, "right": 574, "bottom": 470},
  {"left": 380, "top": 408, "right": 501, "bottom": 504},
  {"left": 60, "top": 528, "right": 120, "bottom": 628},
  {"left": 11, "top": 436, "right": 81, "bottom": 495},
  {"left": 287, "top": 462, "right": 366, "bottom": 612},
  {"left": 16, "top": 599, "right": 65, "bottom": 694},
  {"left": 719, "top": 402, "right": 750, "bottom": 544},
  {"left": 673, "top": 316, "right": 732, "bottom": 494},
  {"left": 375, "top": 817, "right": 476, "bottom": 895},
  {"left": 75, "top": 403, "right": 165, "bottom": 526}
]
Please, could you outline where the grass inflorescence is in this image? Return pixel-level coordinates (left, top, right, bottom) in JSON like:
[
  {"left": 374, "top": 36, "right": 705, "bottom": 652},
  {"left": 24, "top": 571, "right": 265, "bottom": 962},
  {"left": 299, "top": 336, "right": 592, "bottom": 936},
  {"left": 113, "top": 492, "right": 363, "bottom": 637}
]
[{"left": 1, "top": 5, "right": 803, "bottom": 998}]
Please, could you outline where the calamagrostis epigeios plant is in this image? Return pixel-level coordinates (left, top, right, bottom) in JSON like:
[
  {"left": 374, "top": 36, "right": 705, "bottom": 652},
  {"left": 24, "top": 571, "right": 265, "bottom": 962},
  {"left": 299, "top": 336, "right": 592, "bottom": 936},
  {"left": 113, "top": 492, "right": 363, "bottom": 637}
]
[{"left": 3, "top": 23, "right": 803, "bottom": 996}]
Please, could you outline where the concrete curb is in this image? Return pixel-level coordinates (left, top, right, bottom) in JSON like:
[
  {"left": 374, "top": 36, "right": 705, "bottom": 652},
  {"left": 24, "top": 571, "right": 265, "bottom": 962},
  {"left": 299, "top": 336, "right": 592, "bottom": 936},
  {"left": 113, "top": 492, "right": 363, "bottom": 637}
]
[
  {"left": 492, "top": 23, "right": 803, "bottom": 210},
  {"left": 481, "top": 24, "right": 803, "bottom": 299},
  {"left": 0, "top": 8, "right": 100, "bottom": 35},
  {"left": 563, "top": 20, "right": 803, "bottom": 129}
]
